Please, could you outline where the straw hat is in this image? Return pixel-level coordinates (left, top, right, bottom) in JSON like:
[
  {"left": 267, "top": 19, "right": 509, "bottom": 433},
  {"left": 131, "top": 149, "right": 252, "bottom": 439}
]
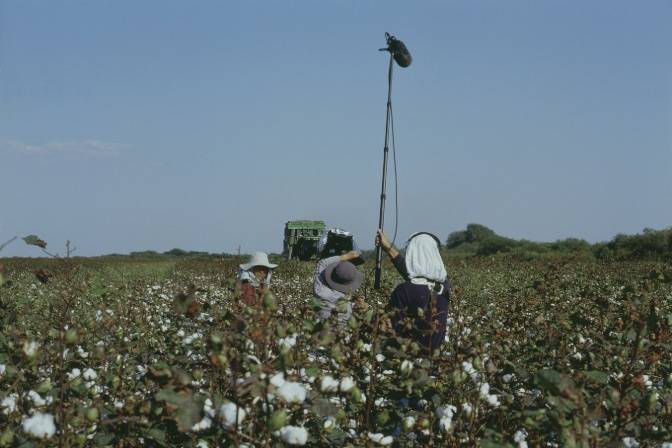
[{"left": 239, "top": 252, "right": 278, "bottom": 270}]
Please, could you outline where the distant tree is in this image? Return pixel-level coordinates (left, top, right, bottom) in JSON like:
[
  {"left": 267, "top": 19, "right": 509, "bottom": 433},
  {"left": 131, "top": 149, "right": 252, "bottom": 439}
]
[
  {"left": 164, "top": 248, "right": 187, "bottom": 256},
  {"left": 446, "top": 224, "right": 497, "bottom": 249},
  {"left": 130, "top": 250, "right": 161, "bottom": 258},
  {"left": 445, "top": 230, "right": 469, "bottom": 248}
]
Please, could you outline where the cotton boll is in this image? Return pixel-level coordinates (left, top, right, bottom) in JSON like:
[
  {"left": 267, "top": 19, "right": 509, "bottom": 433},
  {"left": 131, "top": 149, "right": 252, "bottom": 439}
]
[
  {"left": 1, "top": 393, "right": 18, "bottom": 414},
  {"left": 277, "top": 382, "right": 307, "bottom": 404},
  {"left": 191, "top": 416, "right": 212, "bottom": 432},
  {"left": 82, "top": 368, "right": 97, "bottom": 381},
  {"left": 22, "top": 412, "right": 56, "bottom": 439},
  {"left": 320, "top": 376, "right": 339, "bottom": 393},
  {"left": 323, "top": 416, "right": 336, "bottom": 430},
  {"left": 27, "top": 390, "right": 48, "bottom": 406},
  {"left": 367, "top": 432, "right": 394, "bottom": 446},
  {"left": 276, "top": 426, "right": 308, "bottom": 445},
  {"left": 270, "top": 372, "right": 286, "bottom": 388},
  {"left": 514, "top": 429, "right": 528, "bottom": 448},
  {"left": 339, "top": 377, "right": 355, "bottom": 392},
  {"left": 436, "top": 405, "right": 457, "bottom": 432},
  {"left": 219, "top": 402, "right": 246, "bottom": 428},
  {"left": 23, "top": 341, "right": 39, "bottom": 358},
  {"left": 400, "top": 360, "right": 413, "bottom": 377}
]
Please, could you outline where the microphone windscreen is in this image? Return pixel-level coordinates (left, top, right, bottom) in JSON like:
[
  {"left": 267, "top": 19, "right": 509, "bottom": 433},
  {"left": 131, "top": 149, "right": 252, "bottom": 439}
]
[{"left": 390, "top": 39, "right": 412, "bottom": 67}]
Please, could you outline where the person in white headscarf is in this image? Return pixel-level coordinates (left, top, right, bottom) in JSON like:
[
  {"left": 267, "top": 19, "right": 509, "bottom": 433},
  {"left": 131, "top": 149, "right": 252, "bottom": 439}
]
[{"left": 376, "top": 229, "right": 450, "bottom": 353}]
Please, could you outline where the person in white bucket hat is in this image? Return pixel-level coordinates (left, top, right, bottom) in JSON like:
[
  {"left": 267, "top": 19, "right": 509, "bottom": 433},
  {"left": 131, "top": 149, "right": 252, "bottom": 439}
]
[{"left": 236, "top": 252, "right": 278, "bottom": 307}]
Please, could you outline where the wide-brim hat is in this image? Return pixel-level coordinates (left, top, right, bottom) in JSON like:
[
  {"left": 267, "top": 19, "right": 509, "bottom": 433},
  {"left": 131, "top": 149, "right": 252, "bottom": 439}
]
[
  {"left": 323, "top": 261, "right": 364, "bottom": 294},
  {"left": 240, "top": 252, "right": 278, "bottom": 270}
]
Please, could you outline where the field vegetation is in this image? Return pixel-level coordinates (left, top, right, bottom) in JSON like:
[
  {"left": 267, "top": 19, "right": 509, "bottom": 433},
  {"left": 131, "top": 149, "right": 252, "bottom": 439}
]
[{"left": 0, "top": 233, "right": 671, "bottom": 447}]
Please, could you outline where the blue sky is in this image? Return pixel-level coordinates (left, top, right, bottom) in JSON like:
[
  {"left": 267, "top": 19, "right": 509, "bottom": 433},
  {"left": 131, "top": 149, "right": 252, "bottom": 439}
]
[{"left": 1, "top": 1, "right": 670, "bottom": 256}]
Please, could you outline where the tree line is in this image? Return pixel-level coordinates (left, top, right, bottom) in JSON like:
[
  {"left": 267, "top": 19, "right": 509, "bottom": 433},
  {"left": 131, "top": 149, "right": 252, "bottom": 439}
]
[{"left": 445, "top": 223, "right": 672, "bottom": 261}]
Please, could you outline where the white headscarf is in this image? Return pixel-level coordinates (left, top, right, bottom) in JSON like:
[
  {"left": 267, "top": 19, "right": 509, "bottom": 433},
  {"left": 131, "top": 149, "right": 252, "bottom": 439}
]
[{"left": 404, "top": 233, "right": 447, "bottom": 293}]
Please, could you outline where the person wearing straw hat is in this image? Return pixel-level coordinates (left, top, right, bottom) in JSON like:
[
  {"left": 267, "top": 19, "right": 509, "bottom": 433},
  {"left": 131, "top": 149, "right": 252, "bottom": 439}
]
[
  {"left": 376, "top": 229, "right": 451, "bottom": 353},
  {"left": 236, "top": 252, "right": 278, "bottom": 307},
  {"left": 314, "top": 253, "right": 364, "bottom": 325}
]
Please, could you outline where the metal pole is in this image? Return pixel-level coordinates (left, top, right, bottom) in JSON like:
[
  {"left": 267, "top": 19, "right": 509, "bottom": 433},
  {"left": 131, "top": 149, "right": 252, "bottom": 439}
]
[{"left": 374, "top": 54, "right": 394, "bottom": 289}]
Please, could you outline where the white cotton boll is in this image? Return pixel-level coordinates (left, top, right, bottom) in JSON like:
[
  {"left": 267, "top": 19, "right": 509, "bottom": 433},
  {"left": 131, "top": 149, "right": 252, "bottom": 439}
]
[
  {"left": 196, "top": 440, "right": 209, "bottom": 448},
  {"left": 436, "top": 405, "right": 457, "bottom": 420},
  {"left": 462, "top": 402, "right": 473, "bottom": 416},
  {"left": 361, "top": 343, "right": 372, "bottom": 352},
  {"left": 323, "top": 416, "right": 336, "bottom": 430},
  {"left": 277, "top": 382, "right": 307, "bottom": 404},
  {"left": 642, "top": 375, "right": 653, "bottom": 389},
  {"left": 83, "top": 368, "right": 97, "bottom": 381},
  {"left": 462, "top": 361, "right": 480, "bottom": 383},
  {"left": 514, "top": 429, "right": 528, "bottom": 448},
  {"left": 400, "top": 360, "right": 414, "bottom": 376},
  {"left": 276, "top": 425, "right": 308, "bottom": 445},
  {"left": 23, "top": 341, "right": 39, "bottom": 357},
  {"left": 191, "top": 416, "right": 212, "bottom": 432},
  {"left": 436, "top": 405, "right": 457, "bottom": 433},
  {"left": 502, "top": 373, "right": 515, "bottom": 383},
  {"left": 270, "top": 372, "right": 286, "bottom": 388},
  {"left": 2, "top": 393, "right": 18, "bottom": 414},
  {"left": 486, "top": 394, "right": 500, "bottom": 407},
  {"left": 67, "top": 368, "right": 81, "bottom": 380},
  {"left": 0, "top": 364, "right": 5, "bottom": 376},
  {"left": 320, "top": 375, "right": 339, "bottom": 393},
  {"left": 339, "top": 377, "right": 355, "bottom": 392},
  {"left": 203, "top": 398, "right": 215, "bottom": 418},
  {"left": 28, "top": 390, "right": 47, "bottom": 406},
  {"left": 77, "top": 346, "right": 89, "bottom": 358},
  {"left": 22, "top": 412, "right": 56, "bottom": 439},
  {"left": 375, "top": 354, "right": 386, "bottom": 362},
  {"left": 177, "top": 330, "right": 185, "bottom": 337},
  {"left": 479, "top": 383, "right": 501, "bottom": 407},
  {"left": 622, "top": 437, "right": 640, "bottom": 448},
  {"left": 402, "top": 416, "right": 416, "bottom": 431},
  {"left": 367, "top": 432, "right": 394, "bottom": 446},
  {"left": 219, "top": 402, "right": 246, "bottom": 428},
  {"left": 278, "top": 334, "right": 297, "bottom": 350}
]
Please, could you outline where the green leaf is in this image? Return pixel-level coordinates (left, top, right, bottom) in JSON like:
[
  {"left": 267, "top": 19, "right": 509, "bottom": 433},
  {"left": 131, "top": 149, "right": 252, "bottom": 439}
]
[
  {"left": 175, "top": 398, "right": 202, "bottom": 432},
  {"left": 535, "top": 369, "right": 576, "bottom": 398},
  {"left": 22, "top": 235, "right": 47, "bottom": 249},
  {"left": 155, "top": 388, "right": 188, "bottom": 406},
  {"left": 93, "top": 433, "right": 115, "bottom": 446},
  {"left": 145, "top": 428, "right": 168, "bottom": 447},
  {"left": 311, "top": 398, "right": 338, "bottom": 418},
  {"left": 583, "top": 370, "right": 609, "bottom": 385}
]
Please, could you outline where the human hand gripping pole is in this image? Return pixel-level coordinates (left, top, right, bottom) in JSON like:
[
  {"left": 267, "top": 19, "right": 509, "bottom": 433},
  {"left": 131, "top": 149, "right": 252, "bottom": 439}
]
[{"left": 374, "top": 32, "right": 412, "bottom": 289}]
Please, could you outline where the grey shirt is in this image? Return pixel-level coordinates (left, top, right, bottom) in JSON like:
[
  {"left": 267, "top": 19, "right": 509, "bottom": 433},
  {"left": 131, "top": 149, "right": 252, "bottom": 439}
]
[{"left": 313, "top": 256, "right": 352, "bottom": 324}]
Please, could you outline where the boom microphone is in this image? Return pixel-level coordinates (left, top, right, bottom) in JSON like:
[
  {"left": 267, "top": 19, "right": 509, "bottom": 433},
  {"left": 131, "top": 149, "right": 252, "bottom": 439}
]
[{"left": 379, "top": 32, "right": 412, "bottom": 68}]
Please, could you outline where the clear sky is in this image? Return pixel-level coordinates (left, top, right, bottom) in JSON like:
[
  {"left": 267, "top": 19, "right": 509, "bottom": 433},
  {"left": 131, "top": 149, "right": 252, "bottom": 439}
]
[{"left": 1, "top": 1, "right": 670, "bottom": 257}]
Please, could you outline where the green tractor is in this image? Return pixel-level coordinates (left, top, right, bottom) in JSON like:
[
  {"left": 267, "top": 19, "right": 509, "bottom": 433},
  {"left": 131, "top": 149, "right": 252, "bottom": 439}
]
[{"left": 283, "top": 220, "right": 325, "bottom": 260}]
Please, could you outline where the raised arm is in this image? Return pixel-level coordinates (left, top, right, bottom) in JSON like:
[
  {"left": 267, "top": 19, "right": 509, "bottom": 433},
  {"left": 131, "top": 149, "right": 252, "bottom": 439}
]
[{"left": 376, "top": 229, "right": 409, "bottom": 281}]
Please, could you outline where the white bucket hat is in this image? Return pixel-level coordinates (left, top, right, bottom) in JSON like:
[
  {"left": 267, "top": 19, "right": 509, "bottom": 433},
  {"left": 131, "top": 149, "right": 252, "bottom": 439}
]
[{"left": 239, "top": 252, "right": 278, "bottom": 271}]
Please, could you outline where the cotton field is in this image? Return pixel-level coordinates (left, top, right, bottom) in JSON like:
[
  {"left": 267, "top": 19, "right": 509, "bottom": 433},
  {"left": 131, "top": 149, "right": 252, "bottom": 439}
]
[{"left": 0, "top": 256, "right": 671, "bottom": 447}]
